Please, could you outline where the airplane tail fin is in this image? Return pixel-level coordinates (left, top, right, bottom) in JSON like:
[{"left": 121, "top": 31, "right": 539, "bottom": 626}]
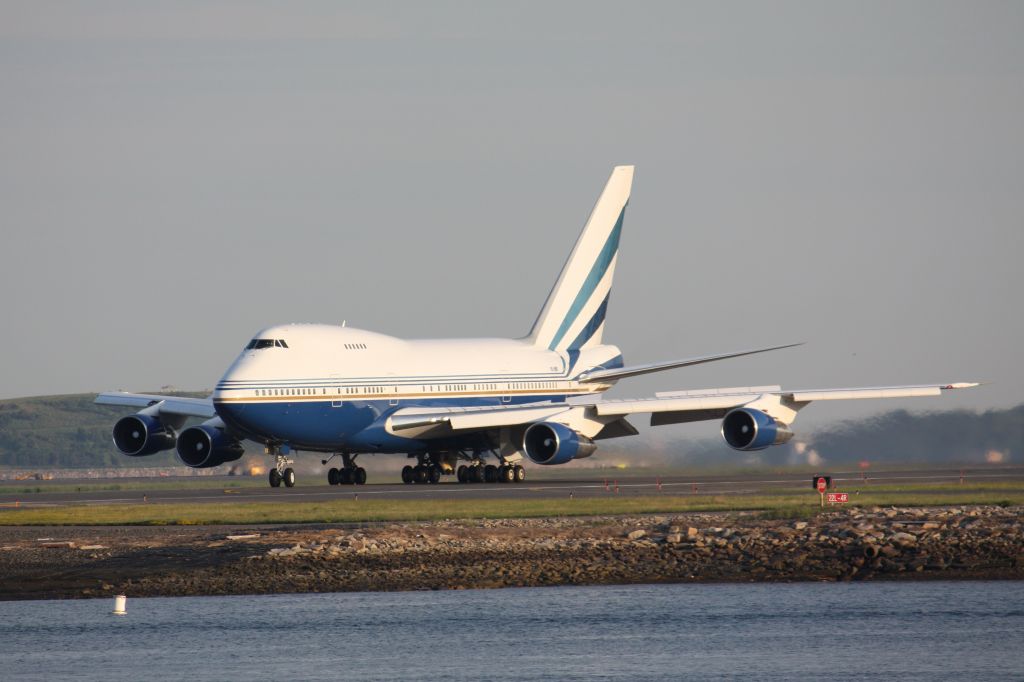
[{"left": 528, "top": 165, "right": 634, "bottom": 352}]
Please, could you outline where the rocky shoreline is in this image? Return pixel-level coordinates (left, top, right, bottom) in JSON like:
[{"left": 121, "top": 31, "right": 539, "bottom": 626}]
[{"left": 1, "top": 506, "right": 1021, "bottom": 600}]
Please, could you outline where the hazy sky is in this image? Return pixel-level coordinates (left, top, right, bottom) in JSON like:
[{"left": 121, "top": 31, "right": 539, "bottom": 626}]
[{"left": 1, "top": 2, "right": 1021, "bottom": 436}]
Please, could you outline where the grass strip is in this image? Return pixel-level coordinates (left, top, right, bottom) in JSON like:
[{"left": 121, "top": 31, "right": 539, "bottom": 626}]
[
  {"left": 1, "top": 489, "right": 1021, "bottom": 526},
  {"left": 0, "top": 479, "right": 264, "bottom": 495},
  {"left": 3, "top": 474, "right": 1016, "bottom": 497}
]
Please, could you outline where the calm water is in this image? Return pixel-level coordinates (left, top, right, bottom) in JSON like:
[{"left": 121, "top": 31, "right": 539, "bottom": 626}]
[{"left": 1, "top": 582, "right": 1022, "bottom": 681}]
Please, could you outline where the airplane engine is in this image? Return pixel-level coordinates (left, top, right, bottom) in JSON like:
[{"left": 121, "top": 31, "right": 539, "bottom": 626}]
[
  {"left": 522, "top": 422, "right": 597, "bottom": 465},
  {"left": 721, "top": 407, "right": 794, "bottom": 451},
  {"left": 176, "top": 424, "right": 245, "bottom": 469},
  {"left": 112, "top": 414, "right": 177, "bottom": 457}
]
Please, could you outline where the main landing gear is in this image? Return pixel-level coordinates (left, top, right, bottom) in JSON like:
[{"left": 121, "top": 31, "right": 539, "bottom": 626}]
[
  {"left": 268, "top": 449, "right": 296, "bottom": 488},
  {"left": 400, "top": 452, "right": 525, "bottom": 485},
  {"left": 456, "top": 461, "right": 525, "bottom": 484},
  {"left": 325, "top": 453, "right": 367, "bottom": 486},
  {"left": 401, "top": 462, "right": 442, "bottom": 484}
]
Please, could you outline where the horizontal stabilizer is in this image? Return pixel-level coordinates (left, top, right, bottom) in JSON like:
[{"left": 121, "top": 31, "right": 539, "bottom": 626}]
[{"left": 578, "top": 343, "right": 802, "bottom": 383}]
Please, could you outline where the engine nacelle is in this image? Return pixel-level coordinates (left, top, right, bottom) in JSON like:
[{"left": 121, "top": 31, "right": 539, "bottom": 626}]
[
  {"left": 176, "top": 424, "right": 245, "bottom": 469},
  {"left": 112, "top": 414, "right": 177, "bottom": 457},
  {"left": 522, "top": 422, "right": 597, "bottom": 465},
  {"left": 721, "top": 408, "right": 794, "bottom": 451}
]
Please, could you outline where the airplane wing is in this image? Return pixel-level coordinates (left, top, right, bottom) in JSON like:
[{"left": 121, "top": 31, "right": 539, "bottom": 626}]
[
  {"left": 94, "top": 392, "right": 216, "bottom": 419},
  {"left": 385, "top": 382, "right": 979, "bottom": 437},
  {"left": 595, "top": 383, "right": 978, "bottom": 426}
]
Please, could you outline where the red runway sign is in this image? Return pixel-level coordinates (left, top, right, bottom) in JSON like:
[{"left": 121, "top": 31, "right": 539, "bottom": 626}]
[
  {"left": 816, "top": 477, "right": 828, "bottom": 494},
  {"left": 827, "top": 492, "right": 849, "bottom": 504}
]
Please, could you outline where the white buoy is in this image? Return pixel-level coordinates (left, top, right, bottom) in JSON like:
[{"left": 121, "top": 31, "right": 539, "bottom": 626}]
[{"left": 112, "top": 594, "right": 127, "bottom": 615}]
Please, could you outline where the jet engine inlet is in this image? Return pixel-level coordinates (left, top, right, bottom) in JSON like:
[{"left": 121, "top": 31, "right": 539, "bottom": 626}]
[
  {"left": 721, "top": 407, "right": 793, "bottom": 451},
  {"left": 522, "top": 422, "right": 597, "bottom": 465},
  {"left": 176, "top": 425, "right": 244, "bottom": 468},
  {"left": 112, "top": 415, "right": 176, "bottom": 457}
]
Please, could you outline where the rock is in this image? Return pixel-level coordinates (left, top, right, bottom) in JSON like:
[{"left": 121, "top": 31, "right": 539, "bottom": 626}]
[
  {"left": 891, "top": 532, "right": 917, "bottom": 546},
  {"left": 793, "top": 522, "right": 808, "bottom": 531},
  {"left": 626, "top": 530, "right": 646, "bottom": 540},
  {"left": 666, "top": 534, "right": 683, "bottom": 543},
  {"left": 687, "top": 527, "right": 699, "bottom": 539}
]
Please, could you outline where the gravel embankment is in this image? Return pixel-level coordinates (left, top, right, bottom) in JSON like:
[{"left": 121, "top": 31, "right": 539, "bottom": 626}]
[{"left": 0, "top": 506, "right": 1020, "bottom": 600}]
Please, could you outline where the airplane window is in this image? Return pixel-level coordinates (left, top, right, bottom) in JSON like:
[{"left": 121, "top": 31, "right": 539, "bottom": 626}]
[
  {"left": 279, "top": 340, "right": 289, "bottom": 348},
  {"left": 245, "top": 339, "right": 258, "bottom": 350},
  {"left": 253, "top": 339, "right": 275, "bottom": 349}
]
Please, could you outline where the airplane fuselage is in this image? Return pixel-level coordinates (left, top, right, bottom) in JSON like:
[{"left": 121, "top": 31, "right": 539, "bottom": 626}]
[{"left": 212, "top": 324, "right": 621, "bottom": 453}]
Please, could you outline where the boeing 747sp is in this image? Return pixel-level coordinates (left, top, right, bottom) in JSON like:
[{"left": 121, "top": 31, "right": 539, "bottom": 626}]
[{"left": 97, "top": 166, "right": 977, "bottom": 487}]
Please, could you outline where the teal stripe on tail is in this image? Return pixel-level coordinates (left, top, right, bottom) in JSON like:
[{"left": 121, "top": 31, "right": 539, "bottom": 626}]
[{"left": 527, "top": 166, "right": 633, "bottom": 353}]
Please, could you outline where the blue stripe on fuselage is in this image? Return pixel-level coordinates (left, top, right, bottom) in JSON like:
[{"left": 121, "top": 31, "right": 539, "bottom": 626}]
[{"left": 214, "top": 394, "right": 575, "bottom": 453}]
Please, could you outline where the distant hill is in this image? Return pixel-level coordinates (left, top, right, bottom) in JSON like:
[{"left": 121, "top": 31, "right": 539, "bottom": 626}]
[
  {"left": 0, "top": 393, "right": 1020, "bottom": 469},
  {"left": 648, "top": 404, "right": 1024, "bottom": 468},
  {"left": 0, "top": 393, "right": 210, "bottom": 468},
  {"left": 802, "top": 405, "right": 1024, "bottom": 465}
]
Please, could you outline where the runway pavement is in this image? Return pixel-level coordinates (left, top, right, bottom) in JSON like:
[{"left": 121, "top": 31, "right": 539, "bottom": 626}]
[{"left": 2, "top": 465, "right": 1022, "bottom": 509}]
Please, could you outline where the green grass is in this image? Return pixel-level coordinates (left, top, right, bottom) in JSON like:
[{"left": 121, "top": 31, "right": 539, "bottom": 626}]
[
  {"left": 1, "top": 485, "right": 1021, "bottom": 526},
  {"left": 0, "top": 478, "right": 266, "bottom": 495}
]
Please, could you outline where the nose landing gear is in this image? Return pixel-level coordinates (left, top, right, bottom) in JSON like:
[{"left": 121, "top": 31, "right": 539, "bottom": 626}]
[{"left": 267, "top": 447, "right": 296, "bottom": 488}]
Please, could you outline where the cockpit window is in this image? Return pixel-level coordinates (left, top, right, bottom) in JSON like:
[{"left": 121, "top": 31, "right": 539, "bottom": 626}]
[{"left": 246, "top": 338, "right": 289, "bottom": 350}]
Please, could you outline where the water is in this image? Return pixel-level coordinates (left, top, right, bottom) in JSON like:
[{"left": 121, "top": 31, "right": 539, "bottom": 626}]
[{"left": 1, "top": 582, "right": 1022, "bottom": 681}]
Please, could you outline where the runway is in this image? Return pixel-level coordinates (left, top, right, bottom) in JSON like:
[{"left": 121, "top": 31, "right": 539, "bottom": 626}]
[{"left": 2, "top": 465, "right": 1022, "bottom": 509}]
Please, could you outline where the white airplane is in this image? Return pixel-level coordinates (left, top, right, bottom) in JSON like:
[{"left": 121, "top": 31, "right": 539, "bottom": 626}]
[{"left": 97, "top": 166, "right": 977, "bottom": 487}]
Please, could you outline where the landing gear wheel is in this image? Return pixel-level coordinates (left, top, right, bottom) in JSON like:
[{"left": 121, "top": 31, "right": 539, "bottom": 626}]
[
  {"left": 514, "top": 465, "right": 525, "bottom": 483},
  {"left": 472, "top": 466, "right": 486, "bottom": 483},
  {"left": 339, "top": 467, "right": 352, "bottom": 485},
  {"left": 484, "top": 464, "right": 497, "bottom": 483},
  {"left": 428, "top": 465, "right": 441, "bottom": 484},
  {"left": 414, "top": 465, "right": 428, "bottom": 484},
  {"left": 457, "top": 465, "right": 467, "bottom": 483},
  {"left": 401, "top": 465, "right": 414, "bottom": 484},
  {"left": 328, "top": 468, "right": 340, "bottom": 486},
  {"left": 269, "top": 469, "right": 282, "bottom": 488},
  {"left": 283, "top": 468, "right": 296, "bottom": 488},
  {"left": 354, "top": 467, "right": 367, "bottom": 485},
  {"left": 500, "top": 465, "right": 515, "bottom": 483}
]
